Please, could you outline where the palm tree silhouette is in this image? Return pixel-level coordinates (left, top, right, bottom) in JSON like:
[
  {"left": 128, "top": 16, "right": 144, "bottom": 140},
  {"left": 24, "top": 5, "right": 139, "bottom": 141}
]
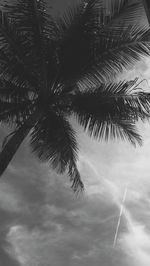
[{"left": 0, "top": 0, "right": 150, "bottom": 191}]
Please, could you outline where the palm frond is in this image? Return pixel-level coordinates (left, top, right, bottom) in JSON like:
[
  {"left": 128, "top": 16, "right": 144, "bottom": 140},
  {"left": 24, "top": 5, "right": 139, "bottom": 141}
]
[
  {"left": 89, "top": 119, "right": 142, "bottom": 146},
  {"left": 1, "top": 0, "right": 56, "bottom": 90},
  {"left": 56, "top": 0, "right": 102, "bottom": 33},
  {"left": 104, "top": 0, "right": 144, "bottom": 28},
  {"left": 56, "top": 1, "right": 150, "bottom": 84},
  {"left": 30, "top": 111, "right": 83, "bottom": 191},
  {"left": 0, "top": 101, "right": 34, "bottom": 126},
  {"left": 55, "top": 0, "right": 104, "bottom": 82},
  {"left": 0, "top": 10, "right": 41, "bottom": 87},
  {"left": 85, "top": 25, "right": 150, "bottom": 83},
  {"left": 69, "top": 163, "right": 84, "bottom": 193},
  {"left": 70, "top": 80, "right": 150, "bottom": 145},
  {"left": 2, "top": 0, "right": 53, "bottom": 40},
  {"left": 0, "top": 79, "right": 36, "bottom": 102},
  {"left": 0, "top": 48, "right": 39, "bottom": 90}
]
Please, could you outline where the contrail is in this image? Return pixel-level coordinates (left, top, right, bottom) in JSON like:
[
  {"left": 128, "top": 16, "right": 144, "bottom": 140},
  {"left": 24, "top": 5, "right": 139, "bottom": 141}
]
[{"left": 113, "top": 185, "right": 128, "bottom": 248}]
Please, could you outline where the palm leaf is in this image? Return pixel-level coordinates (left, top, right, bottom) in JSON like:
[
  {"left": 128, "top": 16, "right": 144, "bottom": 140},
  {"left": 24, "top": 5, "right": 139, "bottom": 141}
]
[
  {"left": 104, "top": 0, "right": 144, "bottom": 28},
  {"left": 30, "top": 111, "right": 83, "bottom": 191},
  {"left": 2, "top": 0, "right": 53, "bottom": 40},
  {"left": 55, "top": 0, "right": 103, "bottom": 81},
  {"left": 56, "top": 0, "right": 102, "bottom": 32},
  {"left": 89, "top": 119, "right": 142, "bottom": 146},
  {"left": 0, "top": 10, "right": 40, "bottom": 87},
  {"left": 0, "top": 100, "right": 34, "bottom": 126},
  {"left": 83, "top": 25, "right": 150, "bottom": 83},
  {"left": 0, "top": 79, "right": 36, "bottom": 101},
  {"left": 0, "top": 47, "right": 38, "bottom": 89},
  {"left": 1, "top": 0, "right": 56, "bottom": 92},
  {"left": 56, "top": 1, "right": 150, "bottom": 84},
  {"left": 70, "top": 80, "right": 150, "bottom": 145},
  {"left": 69, "top": 163, "right": 84, "bottom": 192}
]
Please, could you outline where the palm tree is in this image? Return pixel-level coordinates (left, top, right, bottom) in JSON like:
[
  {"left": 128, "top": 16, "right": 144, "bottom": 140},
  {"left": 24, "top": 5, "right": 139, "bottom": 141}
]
[{"left": 0, "top": 0, "right": 150, "bottom": 191}]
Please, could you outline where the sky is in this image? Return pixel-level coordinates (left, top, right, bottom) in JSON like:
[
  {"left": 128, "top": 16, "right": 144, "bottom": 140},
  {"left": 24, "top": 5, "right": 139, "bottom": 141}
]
[{"left": 1, "top": 0, "right": 150, "bottom": 266}]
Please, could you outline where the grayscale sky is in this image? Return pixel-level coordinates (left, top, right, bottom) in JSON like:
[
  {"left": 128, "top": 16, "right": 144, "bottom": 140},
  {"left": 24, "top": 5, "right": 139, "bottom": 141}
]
[{"left": 0, "top": 1, "right": 150, "bottom": 266}]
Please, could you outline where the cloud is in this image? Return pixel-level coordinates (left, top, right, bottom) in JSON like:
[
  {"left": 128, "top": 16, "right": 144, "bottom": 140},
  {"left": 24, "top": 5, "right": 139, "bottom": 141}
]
[
  {"left": 3, "top": 162, "right": 129, "bottom": 266},
  {"left": 119, "top": 213, "right": 150, "bottom": 266},
  {"left": 73, "top": 149, "right": 150, "bottom": 266},
  {"left": 0, "top": 181, "right": 28, "bottom": 214},
  {"left": 2, "top": 125, "right": 150, "bottom": 266}
]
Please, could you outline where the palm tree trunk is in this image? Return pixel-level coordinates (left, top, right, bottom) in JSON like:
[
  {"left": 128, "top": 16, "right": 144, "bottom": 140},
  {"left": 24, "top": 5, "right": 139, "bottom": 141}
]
[
  {"left": 142, "top": 0, "right": 150, "bottom": 26},
  {"left": 0, "top": 110, "right": 41, "bottom": 177}
]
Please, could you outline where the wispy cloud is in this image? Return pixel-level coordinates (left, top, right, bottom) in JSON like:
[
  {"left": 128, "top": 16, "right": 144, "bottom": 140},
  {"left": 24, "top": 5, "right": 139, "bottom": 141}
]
[{"left": 75, "top": 149, "right": 150, "bottom": 266}]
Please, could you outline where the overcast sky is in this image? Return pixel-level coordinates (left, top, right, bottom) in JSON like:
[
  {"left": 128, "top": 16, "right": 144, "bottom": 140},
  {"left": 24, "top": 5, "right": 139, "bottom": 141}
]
[{"left": 0, "top": 0, "right": 150, "bottom": 266}]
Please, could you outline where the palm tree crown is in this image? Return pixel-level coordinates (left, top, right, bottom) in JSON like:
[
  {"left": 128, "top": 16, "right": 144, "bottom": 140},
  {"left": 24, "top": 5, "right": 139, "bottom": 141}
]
[{"left": 0, "top": 0, "right": 150, "bottom": 191}]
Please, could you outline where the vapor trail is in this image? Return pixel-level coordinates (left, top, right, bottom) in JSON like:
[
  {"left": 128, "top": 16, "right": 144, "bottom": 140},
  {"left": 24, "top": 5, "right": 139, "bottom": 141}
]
[{"left": 113, "top": 186, "right": 128, "bottom": 248}]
